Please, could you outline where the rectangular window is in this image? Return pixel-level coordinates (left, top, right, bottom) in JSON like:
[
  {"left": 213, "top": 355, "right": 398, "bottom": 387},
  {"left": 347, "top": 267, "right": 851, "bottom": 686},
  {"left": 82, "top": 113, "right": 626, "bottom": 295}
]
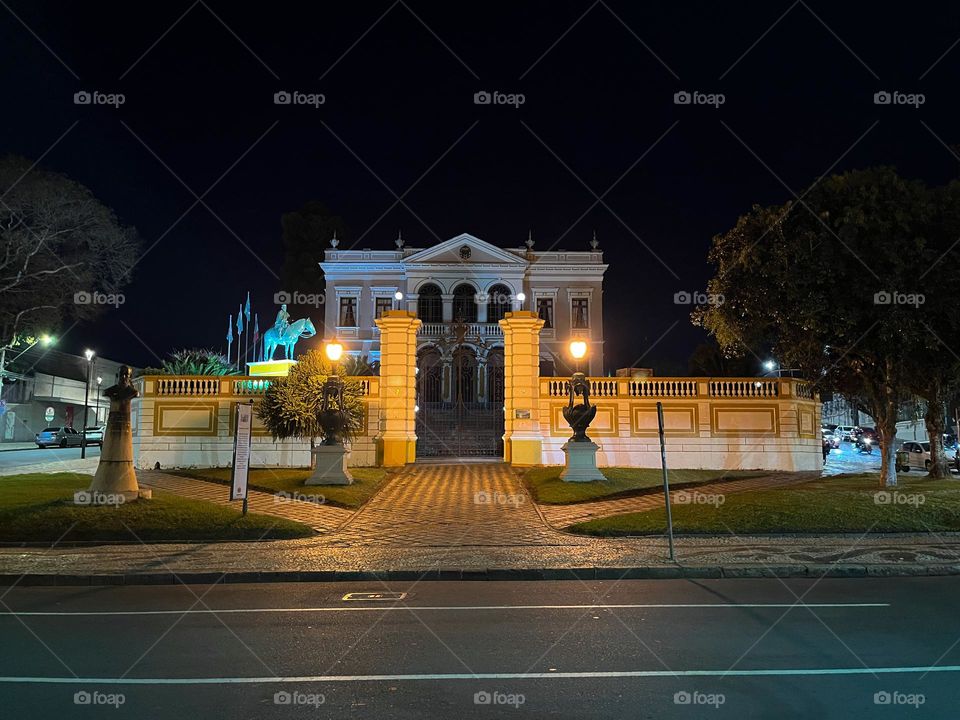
[
  {"left": 339, "top": 297, "right": 357, "bottom": 327},
  {"left": 375, "top": 297, "right": 392, "bottom": 319},
  {"left": 537, "top": 298, "right": 554, "bottom": 328},
  {"left": 571, "top": 297, "right": 589, "bottom": 328}
]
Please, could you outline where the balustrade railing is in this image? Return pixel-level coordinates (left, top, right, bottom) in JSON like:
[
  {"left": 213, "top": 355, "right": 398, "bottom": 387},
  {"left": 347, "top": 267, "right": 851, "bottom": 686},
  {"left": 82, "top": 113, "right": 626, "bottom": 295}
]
[
  {"left": 540, "top": 377, "right": 809, "bottom": 400},
  {"left": 142, "top": 375, "right": 377, "bottom": 398},
  {"left": 418, "top": 322, "right": 504, "bottom": 338}
]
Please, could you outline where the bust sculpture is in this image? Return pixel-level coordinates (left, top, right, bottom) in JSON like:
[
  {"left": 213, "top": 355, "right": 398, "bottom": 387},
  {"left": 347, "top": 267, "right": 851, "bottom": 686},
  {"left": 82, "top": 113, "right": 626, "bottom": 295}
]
[{"left": 89, "top": 365, "right": 140, "bottom": 497}]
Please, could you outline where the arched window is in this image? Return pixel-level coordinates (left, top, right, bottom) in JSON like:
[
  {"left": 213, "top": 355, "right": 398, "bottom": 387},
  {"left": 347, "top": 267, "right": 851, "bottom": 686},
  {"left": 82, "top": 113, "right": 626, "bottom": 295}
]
[
  {"left": 486, "top": 284, "right": 511, "bottom": 324},
  {"left": 416, "top": 283, "right": 442, "bottom": 323},
  {"left": 452, "top": 284, "right": 477, "bottom": 323}
]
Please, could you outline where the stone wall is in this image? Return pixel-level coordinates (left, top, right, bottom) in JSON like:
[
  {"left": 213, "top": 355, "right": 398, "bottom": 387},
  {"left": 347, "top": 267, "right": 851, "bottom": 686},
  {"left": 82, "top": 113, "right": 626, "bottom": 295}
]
[
  {"left": 131, "top": 375, "right": 380, "bottom": 470},
  {"left": 536, "top": 377, "right": 821, "bottom": 472}
]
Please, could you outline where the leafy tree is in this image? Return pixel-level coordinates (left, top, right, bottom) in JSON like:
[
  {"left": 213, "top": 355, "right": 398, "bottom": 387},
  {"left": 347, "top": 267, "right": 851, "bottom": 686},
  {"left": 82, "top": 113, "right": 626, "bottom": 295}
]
[
  {"left": 687, "top": 341, "right": 758, "bottom": 377},
  {"left": 256, "top": 349, "right": 364, "bottom": 466},
  {"left": 280, "top": 201, "right": 348, "bottom": 325},
  {"left": 342, "top": 354, "right": 379, "bottom": 376},
  {"left": 697, "top": 167, "right": 945, "bottom": 487},
  {"left": 160, "top": 348, "right": 240, "bottom": 376},
  {"left": 0, "top": 155, "right": 139, "bottom": 357}
]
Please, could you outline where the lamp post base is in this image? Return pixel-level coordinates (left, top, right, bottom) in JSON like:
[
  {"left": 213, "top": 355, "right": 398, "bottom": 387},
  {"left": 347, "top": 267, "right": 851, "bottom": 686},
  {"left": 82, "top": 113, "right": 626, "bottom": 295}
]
[
  {"left": 560, "top": 440, "right": 605, "bottom": 482},
  {"left": 305, "top": 444, "right": 354, "bottom": 485}
]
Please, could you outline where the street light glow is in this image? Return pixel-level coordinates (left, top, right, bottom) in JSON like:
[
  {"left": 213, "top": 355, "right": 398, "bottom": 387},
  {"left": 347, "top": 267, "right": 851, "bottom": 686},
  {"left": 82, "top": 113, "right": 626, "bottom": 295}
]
[
  {"left": 39, "top": 334, "right": 53, "bottom": 346},
  {"left": 325, "top": 342, "right": 343, "bottom": 362},
  {"left": 764, "top": 360, "right": 776, "bottom": 371},
  {"left": 516, "top": 292, "right": 526, "bottom": 302},
  {"left": 84, "top": 349, "right": 95, "bottom": 362},
  {"left": 394, "top": 291, "right": 404, "bottom": 301},
  {"left": 569, "top": 340, "right": 587, "bottom": 360}
]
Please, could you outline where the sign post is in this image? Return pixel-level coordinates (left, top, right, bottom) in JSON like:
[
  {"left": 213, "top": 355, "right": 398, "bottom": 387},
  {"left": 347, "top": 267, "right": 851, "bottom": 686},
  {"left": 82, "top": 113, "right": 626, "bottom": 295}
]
[
  {"left": 230, "top": 401, "right": 254, "bottom": 515},
  {"left": 656, "top": 401, "right": 676, "bottom": 561}
]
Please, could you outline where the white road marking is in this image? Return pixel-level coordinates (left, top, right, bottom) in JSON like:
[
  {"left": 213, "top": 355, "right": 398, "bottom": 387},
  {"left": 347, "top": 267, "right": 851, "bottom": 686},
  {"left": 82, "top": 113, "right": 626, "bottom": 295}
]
[
  {"left": 0, "top": 602, "right": 889, "bottom": 617},
  {"left": 0, "top": 665, "right": 955, "bottom": 684}
]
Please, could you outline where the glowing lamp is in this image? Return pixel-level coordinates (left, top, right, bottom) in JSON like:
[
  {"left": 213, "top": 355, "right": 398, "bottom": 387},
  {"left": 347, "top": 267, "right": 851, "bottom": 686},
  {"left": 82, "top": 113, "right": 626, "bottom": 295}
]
[
  {"left": 325, "top": 342, "right": 343, "bottom": 362},
  {"left": 84, "top": 349, "right": 95, "bottom": 362},
  {"left": 569, "top": 341, "right": 587, "bottom": 360}
]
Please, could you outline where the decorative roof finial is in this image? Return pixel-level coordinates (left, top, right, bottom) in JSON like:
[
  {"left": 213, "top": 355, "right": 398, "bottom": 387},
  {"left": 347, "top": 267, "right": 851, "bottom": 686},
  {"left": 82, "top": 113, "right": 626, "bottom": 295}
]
[
  {"left": 590, "top": 230, "right": 599, "bottom": 250},
  {"left": 395, "top": 229, "right": 404, "bottom": 249},
  {"left": 525, "top": 229, "right": 534, "bottom": 250},
  {"left": 330, "top": 230, "right": 339, "bottom": 248}
]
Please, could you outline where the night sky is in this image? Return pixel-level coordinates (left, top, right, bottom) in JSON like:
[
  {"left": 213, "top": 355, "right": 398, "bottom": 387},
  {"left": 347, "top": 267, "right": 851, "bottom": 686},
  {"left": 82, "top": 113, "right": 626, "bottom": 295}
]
[{"left": 4, "top": 1, "right": 960, "bottom": 373}]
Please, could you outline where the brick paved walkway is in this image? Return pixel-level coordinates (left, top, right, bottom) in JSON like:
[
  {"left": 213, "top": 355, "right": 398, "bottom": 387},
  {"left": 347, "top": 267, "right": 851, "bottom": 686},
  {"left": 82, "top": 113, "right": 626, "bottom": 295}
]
[
  {"left": 139, "top": 471, "right": 352, "bottom": 533},
  {"left": 331, "top": 463, "right": 579, "bottom": 547},
  {"left": 538, "top": 472, "right": 819, "bottom": 529}
]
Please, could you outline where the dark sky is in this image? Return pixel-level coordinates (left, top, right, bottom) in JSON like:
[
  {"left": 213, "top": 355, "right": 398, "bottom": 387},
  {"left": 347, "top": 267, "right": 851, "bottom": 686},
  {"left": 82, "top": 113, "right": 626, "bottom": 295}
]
[{"left": 4, "top": 1, "right": 960, "bottom": 373}]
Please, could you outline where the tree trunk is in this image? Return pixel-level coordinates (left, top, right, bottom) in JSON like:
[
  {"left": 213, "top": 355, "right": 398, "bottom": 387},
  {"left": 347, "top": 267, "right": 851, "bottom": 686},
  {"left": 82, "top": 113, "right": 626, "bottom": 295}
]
[
  {"left": 924, "top": 391, "right": 950, "bottom": 478},
  {"left": 876, "top": 402, "right": 899, "bottom": 488}
]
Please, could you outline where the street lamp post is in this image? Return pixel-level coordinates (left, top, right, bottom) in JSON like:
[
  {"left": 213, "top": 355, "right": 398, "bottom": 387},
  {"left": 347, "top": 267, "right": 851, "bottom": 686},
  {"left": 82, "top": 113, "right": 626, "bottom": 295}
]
[
  {"left": 394, "top": 291, "right": 404, "bottom": 311},
  {"left": 81, "top": 349, "right": 95, "bottom": 459},
  {"left": 306, "top": 341, "right": 353, "bottom": 486},
  {"left": 96, "top": 376, "right": 103, "bottom": 425}
]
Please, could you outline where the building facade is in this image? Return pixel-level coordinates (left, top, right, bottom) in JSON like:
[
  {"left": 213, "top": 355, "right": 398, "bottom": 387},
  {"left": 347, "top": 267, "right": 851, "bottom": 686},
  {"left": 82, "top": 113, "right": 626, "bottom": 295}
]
[{"left": 320, "top": 232, "right": 608, "bottom": 403}]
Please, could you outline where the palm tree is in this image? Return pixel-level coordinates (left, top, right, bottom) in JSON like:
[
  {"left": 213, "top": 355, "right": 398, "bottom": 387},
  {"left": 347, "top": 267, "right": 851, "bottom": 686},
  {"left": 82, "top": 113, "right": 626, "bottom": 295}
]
[{"left": 160, "top": 348, "right": 240, "bottom": 376}]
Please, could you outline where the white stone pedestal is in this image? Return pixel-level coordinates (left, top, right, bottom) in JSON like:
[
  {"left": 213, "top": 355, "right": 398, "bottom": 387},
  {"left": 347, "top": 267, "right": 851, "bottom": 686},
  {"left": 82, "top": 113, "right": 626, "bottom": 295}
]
[
  {"left": 560, "top": 440, "right": 605, "bottom": 482},
  {"left": 305, "top": 444, "right": 354, "bottom": 485}
]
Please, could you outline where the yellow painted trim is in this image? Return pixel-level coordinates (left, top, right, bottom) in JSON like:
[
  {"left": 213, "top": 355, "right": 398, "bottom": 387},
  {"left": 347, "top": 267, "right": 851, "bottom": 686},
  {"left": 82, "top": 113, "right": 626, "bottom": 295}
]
[
  {"left": 549, "top": 402, "right": 619, "bottom": 437},
  {"left": 710, "top": 403, "right": 780, "bottom": 437},
  {"left": 629, "top": 402, "right": 699, "bottom": 437},
  {"left": 153, "top": 401, "right": 218, "bottom": 437}
]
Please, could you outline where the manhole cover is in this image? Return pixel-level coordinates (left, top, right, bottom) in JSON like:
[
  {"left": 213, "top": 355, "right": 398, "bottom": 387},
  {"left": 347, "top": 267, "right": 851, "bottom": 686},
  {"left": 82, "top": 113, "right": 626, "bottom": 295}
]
[{"left": 342, "top": 592, "right": 406, "bottom": 601}]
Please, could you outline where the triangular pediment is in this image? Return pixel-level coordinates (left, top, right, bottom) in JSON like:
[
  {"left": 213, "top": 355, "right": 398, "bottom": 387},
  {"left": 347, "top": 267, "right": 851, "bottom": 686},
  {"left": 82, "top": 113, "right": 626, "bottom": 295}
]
[{"left": 404, "top": 233, "right": 527, "bottom": 266}]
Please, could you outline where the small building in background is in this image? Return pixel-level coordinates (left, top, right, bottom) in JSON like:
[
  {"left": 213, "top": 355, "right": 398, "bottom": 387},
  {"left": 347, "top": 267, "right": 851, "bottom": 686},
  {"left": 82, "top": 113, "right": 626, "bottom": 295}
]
[{"left": 0, "top": 347, "right": 127, "bottom": 444}]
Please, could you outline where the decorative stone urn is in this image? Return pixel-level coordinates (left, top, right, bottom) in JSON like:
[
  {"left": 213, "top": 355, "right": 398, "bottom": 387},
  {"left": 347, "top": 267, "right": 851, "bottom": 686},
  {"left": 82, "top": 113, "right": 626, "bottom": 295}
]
[
  {"left": 305, "top": 375, "right": 354, "bottom": 485},
  {"left": 559, "top": 372, "right": 604, "bottom": 482}
]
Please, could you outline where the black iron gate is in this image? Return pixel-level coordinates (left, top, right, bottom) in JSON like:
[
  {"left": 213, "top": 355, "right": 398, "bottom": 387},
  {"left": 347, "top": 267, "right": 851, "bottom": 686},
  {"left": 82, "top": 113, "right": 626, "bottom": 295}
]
[{"left": 416, "top": 322, "right": 504, "bottom": 458}]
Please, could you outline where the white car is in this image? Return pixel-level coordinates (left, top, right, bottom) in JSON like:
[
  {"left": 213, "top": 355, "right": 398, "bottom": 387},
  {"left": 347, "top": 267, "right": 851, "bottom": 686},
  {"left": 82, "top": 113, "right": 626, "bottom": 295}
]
[
  {"left": 834, "top": 425, "right": 860, "bottom": 442},
  {"left": 899, "top": 441, "right": 931, "bottom": 471}
]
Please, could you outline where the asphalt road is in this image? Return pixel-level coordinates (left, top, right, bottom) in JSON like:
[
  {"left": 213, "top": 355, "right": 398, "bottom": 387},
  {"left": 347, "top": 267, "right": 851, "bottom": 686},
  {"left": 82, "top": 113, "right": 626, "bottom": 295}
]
[
  {"left": 0, "top": 446, "right": 100, "bottom": 470},
  {"left": 1, "top": 577, "right": 957, "bottom": 718}
]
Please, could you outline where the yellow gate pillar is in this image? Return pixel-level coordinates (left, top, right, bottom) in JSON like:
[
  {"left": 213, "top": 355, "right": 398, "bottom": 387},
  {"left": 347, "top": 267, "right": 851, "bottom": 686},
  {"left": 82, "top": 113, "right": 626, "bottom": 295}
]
[
  {"left": 374, "top": 310, "right": 421, "bottom": 466},
  {"left": 499, "top": 311, "right": 545, "bottom": 465}
]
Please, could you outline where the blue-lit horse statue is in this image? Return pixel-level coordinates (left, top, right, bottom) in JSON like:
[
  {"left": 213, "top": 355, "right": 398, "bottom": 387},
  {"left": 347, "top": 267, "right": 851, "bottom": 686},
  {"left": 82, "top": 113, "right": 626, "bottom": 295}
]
[{"left": 263, "top": 317, "right": 316, "bottom": 361}]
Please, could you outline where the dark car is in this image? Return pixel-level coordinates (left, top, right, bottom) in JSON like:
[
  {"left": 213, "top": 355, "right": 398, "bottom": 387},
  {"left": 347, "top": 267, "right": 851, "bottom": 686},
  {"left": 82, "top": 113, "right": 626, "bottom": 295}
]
[
  {"left": 35, "top": 426, "right": 83, "bottom": 448},
  {"left": 858, "top": 427, "right": 880, "bottom": 445}
]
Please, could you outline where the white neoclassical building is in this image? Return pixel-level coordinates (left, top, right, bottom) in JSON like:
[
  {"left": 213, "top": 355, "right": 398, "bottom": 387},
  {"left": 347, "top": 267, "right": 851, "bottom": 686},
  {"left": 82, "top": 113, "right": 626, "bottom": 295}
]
[{"left": 320, "top": 232, "right": 607, "bottom": 402}]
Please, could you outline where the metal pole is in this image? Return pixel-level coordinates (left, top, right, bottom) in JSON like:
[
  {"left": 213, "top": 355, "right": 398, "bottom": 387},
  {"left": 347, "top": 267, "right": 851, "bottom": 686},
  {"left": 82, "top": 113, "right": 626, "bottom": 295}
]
[
  {"left": 80, "top": 359, "right": 92, "bottom": 459},
  {"left": 657, "top": 401, "right": 675, "bottom": 561}
]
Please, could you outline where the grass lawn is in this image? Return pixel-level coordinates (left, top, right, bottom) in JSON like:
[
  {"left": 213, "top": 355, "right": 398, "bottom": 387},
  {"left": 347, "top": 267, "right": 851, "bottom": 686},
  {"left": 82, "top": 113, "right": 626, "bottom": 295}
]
[
  {"left": 0, "top": 473, "right": 315, "bottom": 543},
  {"left": 170, "top": 466, "right": 391, "bottom": 509},
  {"left": 569, "top": 473, "right": 960, "bottom": 536},
  {"left": 523, "top": 466, "right": 770, "bottom": 505}
]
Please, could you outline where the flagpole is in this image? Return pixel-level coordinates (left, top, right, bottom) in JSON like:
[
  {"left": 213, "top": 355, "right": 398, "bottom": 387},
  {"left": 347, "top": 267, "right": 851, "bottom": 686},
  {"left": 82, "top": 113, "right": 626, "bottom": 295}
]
[{"left": 226, "top": 314, "right": 233, "bottom": 364}]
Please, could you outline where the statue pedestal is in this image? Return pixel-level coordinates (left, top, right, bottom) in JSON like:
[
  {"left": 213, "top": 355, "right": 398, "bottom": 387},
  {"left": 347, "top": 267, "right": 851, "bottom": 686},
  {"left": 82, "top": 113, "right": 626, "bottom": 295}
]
[
  {"left": 305, "top": 444, "right": 354, "bottom": 485},
  {"left": 247, "top": 359, "right": 297, "bottom": 377},
  {"left": 560, "top": 440, "right": 605, "bottom": 482}
]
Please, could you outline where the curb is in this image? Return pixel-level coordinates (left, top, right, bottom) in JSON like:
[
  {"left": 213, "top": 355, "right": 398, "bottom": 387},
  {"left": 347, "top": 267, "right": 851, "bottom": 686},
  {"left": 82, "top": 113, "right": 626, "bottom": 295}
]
[{"left": 3, "top": 563, "right": 960, "bottom": 586}]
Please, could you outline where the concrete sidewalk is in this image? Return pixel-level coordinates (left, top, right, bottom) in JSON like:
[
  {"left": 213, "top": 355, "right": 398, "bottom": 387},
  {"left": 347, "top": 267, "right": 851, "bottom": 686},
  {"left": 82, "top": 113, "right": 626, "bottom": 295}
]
[{"left": 0, "top": 442, "right": 37, "bottom": 452}]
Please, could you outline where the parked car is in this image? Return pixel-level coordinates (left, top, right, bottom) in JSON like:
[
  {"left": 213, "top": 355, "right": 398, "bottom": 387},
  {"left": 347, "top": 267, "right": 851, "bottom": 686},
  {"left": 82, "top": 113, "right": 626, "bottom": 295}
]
[
  {"left": 821, "top": 430, "right": 840, "bottom": 449},
  {"left": 35, "top": 426, "right": 83, "bottom": 448},
  {"left": 834, "top": 425, "right": 860, "bottom": 442},
  {"left": 899, "top": 441, "right": 932, "bottom": 471},
  {"left": 84, "top": 425, "right": 105, "bottom": 447}
]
